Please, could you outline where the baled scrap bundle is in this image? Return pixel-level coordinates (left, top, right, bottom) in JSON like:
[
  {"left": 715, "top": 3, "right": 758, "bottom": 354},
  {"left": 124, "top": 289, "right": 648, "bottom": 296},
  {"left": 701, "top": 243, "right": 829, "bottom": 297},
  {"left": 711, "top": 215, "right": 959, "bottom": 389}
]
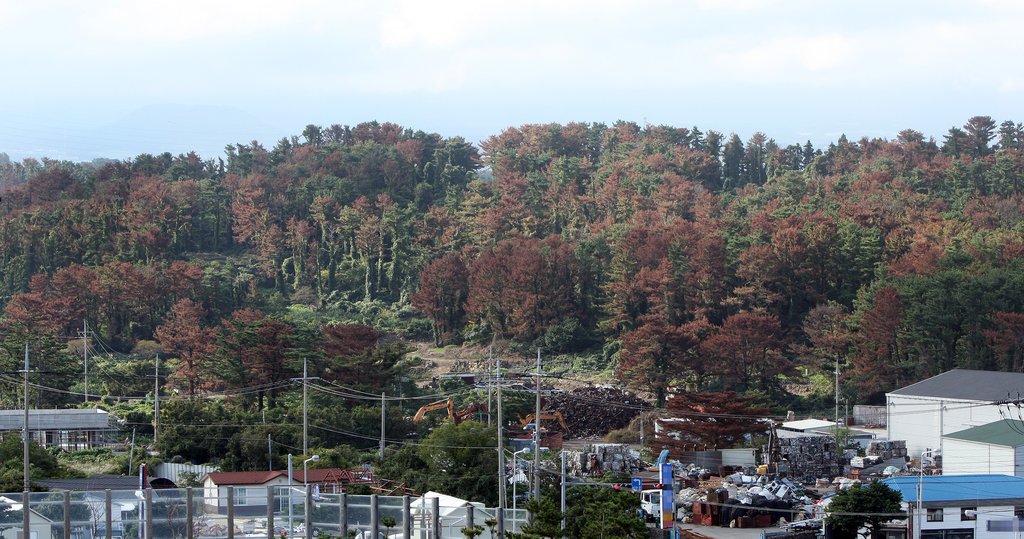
[
  {"left": 773, "top": 436, "right": 844, "bottom": 480},
  {"left": 867, "top": 440, "right": 907, "bottom": 459},
  {"left": 562, "top": 443, "right": 646, "bottom": 476}
]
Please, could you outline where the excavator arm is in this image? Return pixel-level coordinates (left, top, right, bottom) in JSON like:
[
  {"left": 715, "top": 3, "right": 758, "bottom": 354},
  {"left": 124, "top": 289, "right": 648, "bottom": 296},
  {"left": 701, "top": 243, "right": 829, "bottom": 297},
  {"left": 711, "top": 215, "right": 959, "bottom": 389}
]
[
  {"left": 454, "top": 402, "right": 488, "bottom": 423},
  {"left": 519, "top": 410, "right": 569, "bottom": 432},
  {"left": 413, "top": 398, "right": 455, "bottom": 422}
]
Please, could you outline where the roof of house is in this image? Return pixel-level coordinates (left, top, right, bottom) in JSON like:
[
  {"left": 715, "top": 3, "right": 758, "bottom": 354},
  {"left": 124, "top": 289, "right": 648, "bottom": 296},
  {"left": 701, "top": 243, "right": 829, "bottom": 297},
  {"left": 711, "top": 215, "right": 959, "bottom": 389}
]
[
  {"left": 293, "top": 468, "right": 373, "bottom": 484},
  {"left": 409, "top": 491, "right": 485, "bottom": 516},
  {"left": 38, "top": 474, "right": 145, "bottom": 491},
  {"left": 38, "top": 475, "right": 177, "bottom": 492},
  {"left": 206, "top": 468, "right": 370, "bottom": 486},
  {"left": 945, "top": 420, "right": 1024, "bottom": 448},
  {"left": 206, "top": 471, "right": 287, "bottom": 485},
  {"left": 887, "top": 369, "right": 1024, "bottom": 401},
  {"left": 781, "top": 419, "right": 839, "bottom": 431},
  {"left": 776, "top": 428, "right": 831, "bottom": 440},
  {"left": 882, "top": 474, "right": 1024, "bottom": 504},
  {"left": 0, "top": 496, "right": 54, "bottom": 519}
]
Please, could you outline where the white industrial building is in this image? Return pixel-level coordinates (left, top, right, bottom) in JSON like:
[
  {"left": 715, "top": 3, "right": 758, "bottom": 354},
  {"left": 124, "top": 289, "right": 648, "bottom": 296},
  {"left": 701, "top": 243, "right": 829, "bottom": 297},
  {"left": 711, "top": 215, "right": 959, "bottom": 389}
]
[
  {"left": 0, "top": 408, "right": 119, "bottom": 449},
  {"left": 943, "top": 420, "right": 1024, "bottom": 476},
  {"left": 886, "top": 369, "right": 1024, "bottom": 458}
]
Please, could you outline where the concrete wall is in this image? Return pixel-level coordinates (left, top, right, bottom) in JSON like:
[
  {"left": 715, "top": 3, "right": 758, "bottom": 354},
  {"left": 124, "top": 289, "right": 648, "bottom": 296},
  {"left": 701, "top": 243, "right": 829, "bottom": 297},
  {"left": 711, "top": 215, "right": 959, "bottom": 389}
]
[
  {"left": 853, "top": 405, "right": 886, "bottom": 426},
  {"left": 721, "top": 448, "right": 757, "bottom": 468},
  {"left": 155, "top": 462, "right": 217, "bottom": 485}
]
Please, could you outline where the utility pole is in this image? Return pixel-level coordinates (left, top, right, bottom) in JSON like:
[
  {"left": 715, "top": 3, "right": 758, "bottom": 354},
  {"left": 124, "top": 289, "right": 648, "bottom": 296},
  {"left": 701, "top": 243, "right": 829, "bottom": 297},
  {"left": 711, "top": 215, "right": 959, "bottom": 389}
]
[
  {"left": 379, "top": 392, "right": 386, "bottom": 459},
  {"left": 290, "top": 359, "right": 318, "bottom": 456},
  {"left": 153, "top": 354, "right": 160, "bottom": 445},
  {"left": 560, "top": 449, "right": 566, "bottom": 531},
  {"left": 835, "top": 356, "right": 840, "bottom": 435},
  {"left": 82, "top": 320, "right": 89, "bottom": 402},
  {"left": 496, "top": 354, "right": 506, "bottom": 538},
  {"left": 639, "top": 401, "right": 644, "bottom": 448},
  {"left": 22, "top": 341, "right": 29, "bottom": 539},
  {"left": 268, "top": 434, "right": 273, "bottom": 471},
  {"left": 533, "top": 348, "right": 542, "bottom": 501},
  {"left": 304, "top": 357, "right": 309, "bottom": 456},
  {"left": 487, "top": 347, "right": 493, "bottom": 427},
  {"left": 23, "top": 342, "right": 30, "bottom": 493}
]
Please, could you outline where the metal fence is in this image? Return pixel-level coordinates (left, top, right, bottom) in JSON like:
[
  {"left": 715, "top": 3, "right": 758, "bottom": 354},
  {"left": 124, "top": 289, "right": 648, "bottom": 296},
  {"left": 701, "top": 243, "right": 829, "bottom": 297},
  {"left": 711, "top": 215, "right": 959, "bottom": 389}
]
[{"left": 0, "top": 488, "right": 526, "bottom": 539}]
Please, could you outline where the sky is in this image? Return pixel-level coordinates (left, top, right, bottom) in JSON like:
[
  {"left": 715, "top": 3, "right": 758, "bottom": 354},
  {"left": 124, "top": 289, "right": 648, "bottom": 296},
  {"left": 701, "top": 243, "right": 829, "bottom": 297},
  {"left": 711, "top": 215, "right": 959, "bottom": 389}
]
[{"left": 1, "top": 0, "right": 1023, "bottom": 161}]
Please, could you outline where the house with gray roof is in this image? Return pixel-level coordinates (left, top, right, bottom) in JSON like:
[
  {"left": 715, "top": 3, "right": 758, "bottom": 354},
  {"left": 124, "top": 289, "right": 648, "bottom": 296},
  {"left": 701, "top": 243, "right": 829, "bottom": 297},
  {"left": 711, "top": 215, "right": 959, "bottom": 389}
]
[{"left": 886, "top": 369, "right": 1024, "bottom": 459}]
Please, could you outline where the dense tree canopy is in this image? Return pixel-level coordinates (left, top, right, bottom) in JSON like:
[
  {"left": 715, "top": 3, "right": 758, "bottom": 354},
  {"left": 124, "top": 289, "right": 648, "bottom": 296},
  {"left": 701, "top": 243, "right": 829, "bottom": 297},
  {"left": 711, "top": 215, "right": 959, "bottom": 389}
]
[
  {"left": 3, "top": 117, "right": 1024, "bottom": 485},
  {"left": 826, "top": 481, "right": 902, "bottom": 539}
]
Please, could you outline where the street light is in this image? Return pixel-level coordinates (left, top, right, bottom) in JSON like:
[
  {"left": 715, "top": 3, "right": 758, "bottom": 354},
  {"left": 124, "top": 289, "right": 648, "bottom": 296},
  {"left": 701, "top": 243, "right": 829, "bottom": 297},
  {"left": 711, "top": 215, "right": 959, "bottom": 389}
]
[
  {"left": 303, "top": 455, "right": 320, "bottom": 485},
  {"left": 288, "top": 454, "right": 294, "bottom": 536},
  {"left": 510, "top": 448, "right": 530, "bottom": 514},
  {"left": 302, "top": 455, "right": 320, "bottom": 539},
  {"left": 917, "top": 449, "right": 937, "bottom": 539}
]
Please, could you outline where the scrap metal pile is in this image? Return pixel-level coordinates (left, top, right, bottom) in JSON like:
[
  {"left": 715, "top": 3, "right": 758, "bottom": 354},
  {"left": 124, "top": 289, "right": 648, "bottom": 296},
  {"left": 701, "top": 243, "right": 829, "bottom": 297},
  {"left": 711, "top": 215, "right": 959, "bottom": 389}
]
[
  {"left": 678, "top": 475, "right": 819, "bottom": 528},
  {"left": 545, "top": 386, "right": 648, "bottom": 439}
]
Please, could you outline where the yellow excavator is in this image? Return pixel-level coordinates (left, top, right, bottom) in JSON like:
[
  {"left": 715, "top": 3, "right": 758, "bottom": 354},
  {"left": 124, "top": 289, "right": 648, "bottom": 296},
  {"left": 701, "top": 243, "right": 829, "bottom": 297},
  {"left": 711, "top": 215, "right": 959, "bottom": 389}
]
[
  {"left": 519, "top": 410, "right": 569, "bottom": 432},
  {"left": 413, "top": 399, "right": 489, "bottom": 424},
  {"left": 413, "top": 398, "right": 454, "bottom": 422}
]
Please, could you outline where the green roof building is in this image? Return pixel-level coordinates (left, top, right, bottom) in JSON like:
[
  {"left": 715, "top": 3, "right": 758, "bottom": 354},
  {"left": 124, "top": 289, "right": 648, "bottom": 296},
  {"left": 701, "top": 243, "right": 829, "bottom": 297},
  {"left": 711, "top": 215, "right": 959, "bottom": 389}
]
[{"left": 943, "top": 420, "right": 1024, "bottom": 476}]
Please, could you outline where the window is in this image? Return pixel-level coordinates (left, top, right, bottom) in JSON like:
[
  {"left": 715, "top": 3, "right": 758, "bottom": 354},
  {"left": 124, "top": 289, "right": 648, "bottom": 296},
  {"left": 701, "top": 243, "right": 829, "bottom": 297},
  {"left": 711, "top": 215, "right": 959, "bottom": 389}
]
[
  {"left": 961, "top": 507, "right": 976, "bottom": 521},
  {"left": 1015, "top": 506, "right": 1024, "bottom": 519},
  {"left": 235, "top": 487, "right": 252, "bottom": 506},
  {"left": 923, "top": 530, "right": 973, "bottom": 539},
  {"left": 944, "top": 530, "right": 974, "bottom": 539},
  {"left": 927, "top": 508, "right": 944, "bottom": 522}
]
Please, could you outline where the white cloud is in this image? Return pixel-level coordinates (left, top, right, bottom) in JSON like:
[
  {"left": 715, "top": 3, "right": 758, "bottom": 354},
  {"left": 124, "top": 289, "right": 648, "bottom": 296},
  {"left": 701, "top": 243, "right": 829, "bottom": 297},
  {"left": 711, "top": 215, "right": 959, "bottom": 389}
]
[
  {"left": 377, "top": 0, "right": 494, "bottom": 49},
  {"left": 997, "top": 79, "right": 1024, "bottom": 94},
  {"left": 708, "top": 33, "right": 862, "bottom": 85},
  {"left": 976, "top": 0, "right": 1024, "bottom": 11},
  {"left": 78, "top": 0, "right": 303, "bottom": 43},
  {"left": 694, "top": 0, "right": 783, "bottom": 12}
]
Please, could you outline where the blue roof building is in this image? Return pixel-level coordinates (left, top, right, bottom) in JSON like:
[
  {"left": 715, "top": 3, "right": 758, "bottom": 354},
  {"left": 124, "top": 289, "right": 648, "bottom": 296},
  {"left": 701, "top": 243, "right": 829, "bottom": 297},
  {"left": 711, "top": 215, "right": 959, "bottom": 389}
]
[{"left": 877, "top": 475, "right": 1024, "bottom": 539}]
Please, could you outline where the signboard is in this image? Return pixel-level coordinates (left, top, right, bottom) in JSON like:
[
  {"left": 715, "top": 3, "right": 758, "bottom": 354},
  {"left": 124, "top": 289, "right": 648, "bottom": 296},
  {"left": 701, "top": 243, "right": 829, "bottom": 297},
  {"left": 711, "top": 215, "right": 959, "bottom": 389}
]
[
  {"left": 631, "top": 477, "right": 642, "bottom": 492},
  {"left": 660, "top": 463, "right": 674, "bottom": 530}
]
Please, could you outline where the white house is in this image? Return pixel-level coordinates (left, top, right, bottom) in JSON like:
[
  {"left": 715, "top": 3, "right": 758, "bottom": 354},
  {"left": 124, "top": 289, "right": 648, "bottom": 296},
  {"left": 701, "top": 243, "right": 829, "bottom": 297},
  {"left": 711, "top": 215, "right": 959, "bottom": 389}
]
[
  {"left": 0, "top": 496, "right": 54, "bottom": 539},
  {"left": 407, "top": 492, "right": 520, "bottom": 539},
  {"left": 943, "top": 420, "right": 1024, "bottom": 477},
  {"left": 886, "top": 369, "right": 1024, "bottom": 458},
  {"left": 882, "top": 474, "right": 1024, "bottom": 539},
  {"left": 202, "top": 471, "right": 291, "bottom": 516},
  {"left": 203, "top": 468, "right": 371, "bottom": 517}
]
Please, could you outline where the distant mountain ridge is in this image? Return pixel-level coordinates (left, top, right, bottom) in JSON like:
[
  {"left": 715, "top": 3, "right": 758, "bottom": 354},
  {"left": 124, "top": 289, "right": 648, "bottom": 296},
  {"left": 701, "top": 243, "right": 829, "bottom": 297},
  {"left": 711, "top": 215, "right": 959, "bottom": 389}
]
[{"left": 1, "top": 103, "right": 288, "bottom": 162}]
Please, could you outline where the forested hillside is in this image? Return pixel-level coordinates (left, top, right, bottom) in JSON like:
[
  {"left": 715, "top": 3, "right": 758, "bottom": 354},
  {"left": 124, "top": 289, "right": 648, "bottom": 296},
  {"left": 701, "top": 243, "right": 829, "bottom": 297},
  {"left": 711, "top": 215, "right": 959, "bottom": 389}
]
[{"left": 1, "top": 117, "right": 1023, "bottom": 450}]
